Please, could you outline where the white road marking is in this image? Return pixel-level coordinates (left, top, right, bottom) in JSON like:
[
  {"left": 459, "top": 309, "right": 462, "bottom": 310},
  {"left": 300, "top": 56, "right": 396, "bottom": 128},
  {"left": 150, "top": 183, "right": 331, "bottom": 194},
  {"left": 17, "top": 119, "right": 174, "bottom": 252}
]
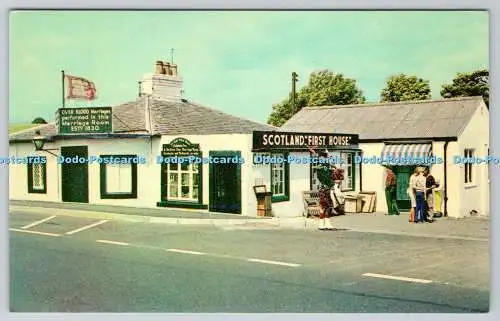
[
  {"left": 247, "top": 258, "right": 301, "bottom": 267},
  {"left": 20, "top": 215, "right": 57, "bottom": 229},
  {"left": 362, "top": 273, "right": 433, "bottom": 284},
  {"left": 96, "top": 240, "right": 130, "bottom": 246},
  {"left": 166, "top": 248, "right": 206, "bottom": 255},
  {"left": 64, "top": 220, "right": 109, "bottom": 235},
  {"left": 9, "top": 228, "right": 61, "bottom": 237}
]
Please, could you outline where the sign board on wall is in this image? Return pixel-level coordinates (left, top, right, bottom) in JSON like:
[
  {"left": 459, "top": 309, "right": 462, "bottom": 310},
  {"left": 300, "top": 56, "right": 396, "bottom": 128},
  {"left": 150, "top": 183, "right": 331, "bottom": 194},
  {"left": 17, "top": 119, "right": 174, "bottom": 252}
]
[
  {"left": 252, "top": 131, "right": 359, "bottom": 151},
  {"left": 162, "top": 138, "right": 201, "bottom": 156},
  {"left": 58, "top": 107, "right": 112, "bottom": 134}
]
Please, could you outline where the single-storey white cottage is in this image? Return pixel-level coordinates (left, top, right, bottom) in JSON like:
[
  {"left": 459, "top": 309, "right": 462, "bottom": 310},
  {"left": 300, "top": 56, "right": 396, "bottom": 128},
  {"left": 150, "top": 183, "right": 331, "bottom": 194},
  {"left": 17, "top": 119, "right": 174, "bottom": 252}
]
[
  {"left": 280, "top": 96, "right": 490, "bottom": 218},
  {"left": 8, "top": 61, "right": 359, "bottom": 218},
  {"left": 8, "top": 61, "right": 489, "bottom": 219}
]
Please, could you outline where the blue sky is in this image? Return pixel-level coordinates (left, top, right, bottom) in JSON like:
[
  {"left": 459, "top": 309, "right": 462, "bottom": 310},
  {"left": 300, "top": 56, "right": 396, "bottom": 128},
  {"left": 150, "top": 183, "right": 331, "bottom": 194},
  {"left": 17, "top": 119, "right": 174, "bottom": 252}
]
[{"left": 9, "top": 11, "right": 489, "bottom": 124}]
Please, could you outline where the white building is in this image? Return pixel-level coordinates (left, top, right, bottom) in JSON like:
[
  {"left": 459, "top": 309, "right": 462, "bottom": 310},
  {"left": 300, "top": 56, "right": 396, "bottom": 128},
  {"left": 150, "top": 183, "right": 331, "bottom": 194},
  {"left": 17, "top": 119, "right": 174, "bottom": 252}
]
[
  {"left": 9, "top": 62, "right": 489, "bottom": 219},
  {"left": 8, "top": 61, "right": 358, "bottom": 218},
  {"left": 280, "top": 96, "right": 490, "bottom": 218}
]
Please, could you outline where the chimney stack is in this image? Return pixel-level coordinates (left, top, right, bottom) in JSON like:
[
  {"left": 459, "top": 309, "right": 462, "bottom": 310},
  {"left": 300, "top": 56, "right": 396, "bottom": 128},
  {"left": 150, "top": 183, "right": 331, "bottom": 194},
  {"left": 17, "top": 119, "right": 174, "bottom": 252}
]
[{"left": 141, "top": 59, "right": 183, "bottom": 102}]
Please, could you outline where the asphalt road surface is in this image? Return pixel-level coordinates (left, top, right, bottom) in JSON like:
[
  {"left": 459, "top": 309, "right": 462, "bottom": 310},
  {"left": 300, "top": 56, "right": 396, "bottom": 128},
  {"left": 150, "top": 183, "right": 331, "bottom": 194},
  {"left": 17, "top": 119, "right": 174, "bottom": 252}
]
[{"left": 9, "top": 210, "right": 490, "bottom": 313}]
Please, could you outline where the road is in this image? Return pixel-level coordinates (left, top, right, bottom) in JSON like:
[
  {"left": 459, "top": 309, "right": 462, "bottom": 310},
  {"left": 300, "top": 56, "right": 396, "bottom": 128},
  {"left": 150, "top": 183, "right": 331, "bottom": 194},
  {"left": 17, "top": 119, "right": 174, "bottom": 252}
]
[{"left": 9, "top": 210, "right": 490, "bottom": 313}]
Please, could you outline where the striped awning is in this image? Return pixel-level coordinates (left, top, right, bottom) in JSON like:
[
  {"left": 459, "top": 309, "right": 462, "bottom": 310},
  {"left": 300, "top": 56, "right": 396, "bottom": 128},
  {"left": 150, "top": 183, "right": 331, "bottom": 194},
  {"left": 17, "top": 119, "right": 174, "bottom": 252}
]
[{"left": 381, "top": 143, "right": 432, "bottom": 159}]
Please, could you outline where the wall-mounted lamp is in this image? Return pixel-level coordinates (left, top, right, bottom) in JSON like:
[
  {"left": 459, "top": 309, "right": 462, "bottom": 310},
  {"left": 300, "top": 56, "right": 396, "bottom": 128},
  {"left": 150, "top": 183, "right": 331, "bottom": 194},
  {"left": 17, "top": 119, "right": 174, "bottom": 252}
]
[{"left": 32, "top": 131, "right": 59, "bottom": 156}]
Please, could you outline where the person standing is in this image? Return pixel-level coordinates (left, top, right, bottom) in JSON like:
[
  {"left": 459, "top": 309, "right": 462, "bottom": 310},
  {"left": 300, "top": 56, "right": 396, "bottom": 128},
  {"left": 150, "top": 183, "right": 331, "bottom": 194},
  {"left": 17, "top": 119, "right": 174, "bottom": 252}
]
[
  {"left": 385, "top": 168, "right": 400, "bottom": 215},
  {"left": 407, "top": 167, "right": 419, "bottom": 222},
  {"left": 424, "top": 167, "right": 439, "bottom": 222},
  {"left": 412, "top": 167, "right": 427, "bottom": 223},
  {"left": 311, "top": 150, "right": 335, "bottom": 230}
]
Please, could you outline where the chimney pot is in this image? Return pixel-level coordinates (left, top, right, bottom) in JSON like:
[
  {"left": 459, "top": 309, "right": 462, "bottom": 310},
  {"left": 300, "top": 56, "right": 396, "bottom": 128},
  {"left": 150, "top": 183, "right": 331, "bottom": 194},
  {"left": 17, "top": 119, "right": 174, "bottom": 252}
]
[
  {"left": 171, "top": 64, "right": 178, "bottom": 76},
  {"left": 163, "top": 61, "right": 172, "bottom": 75},
  {"left": 155, "top": 61, "right": 164, "bottom": 74}
]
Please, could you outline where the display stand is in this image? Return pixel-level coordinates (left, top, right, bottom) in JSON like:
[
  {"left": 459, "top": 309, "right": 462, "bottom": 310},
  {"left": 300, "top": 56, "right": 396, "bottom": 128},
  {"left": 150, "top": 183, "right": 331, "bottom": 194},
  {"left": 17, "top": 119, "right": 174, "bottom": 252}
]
[{"left": 253, "top": 185, "right": 272, "bottom": 217}]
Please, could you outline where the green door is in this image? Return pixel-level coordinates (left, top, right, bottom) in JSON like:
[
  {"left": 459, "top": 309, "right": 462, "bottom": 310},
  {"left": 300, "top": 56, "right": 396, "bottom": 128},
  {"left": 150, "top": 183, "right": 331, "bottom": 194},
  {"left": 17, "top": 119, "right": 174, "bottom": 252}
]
[
  {"left": 393, "top": 166, "right": 415, "bottom": 210},
  {"left": 61, "top": 146, "right": 89, "bottom": 203},
  {"left": 209, "top": 151, "right": 241, "bottom": 214}
]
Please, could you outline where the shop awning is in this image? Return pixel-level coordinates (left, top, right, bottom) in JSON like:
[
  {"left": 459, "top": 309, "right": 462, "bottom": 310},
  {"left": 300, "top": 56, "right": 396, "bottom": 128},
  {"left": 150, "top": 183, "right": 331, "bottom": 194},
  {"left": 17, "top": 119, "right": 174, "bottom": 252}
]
[{"left": 381, "top": 143, "right": 432, "bottom": 159}]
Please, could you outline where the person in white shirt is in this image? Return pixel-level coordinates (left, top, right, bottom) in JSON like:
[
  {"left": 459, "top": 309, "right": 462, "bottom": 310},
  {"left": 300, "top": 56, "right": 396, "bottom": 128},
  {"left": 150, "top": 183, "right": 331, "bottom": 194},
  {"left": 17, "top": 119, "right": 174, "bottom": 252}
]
[
  {"left": 412, "top": 167, "right": 427, "bottom": 223},
  {"left": 407, "top": 167, "right": 419, "bottom": 222}
]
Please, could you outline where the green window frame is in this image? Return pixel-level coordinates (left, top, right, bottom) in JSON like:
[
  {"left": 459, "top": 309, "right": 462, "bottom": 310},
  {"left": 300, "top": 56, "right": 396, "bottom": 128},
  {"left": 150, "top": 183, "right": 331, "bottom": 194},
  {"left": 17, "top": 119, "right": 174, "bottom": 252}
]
[
  {"left": 27, "top": 157, "right": 47, "bottom": 194},
  {"left": 100, "top": 155, "right": 138, "bottom": 199},
  {"left": 270, "top": 153, "right": 290, "bottom": 202}
]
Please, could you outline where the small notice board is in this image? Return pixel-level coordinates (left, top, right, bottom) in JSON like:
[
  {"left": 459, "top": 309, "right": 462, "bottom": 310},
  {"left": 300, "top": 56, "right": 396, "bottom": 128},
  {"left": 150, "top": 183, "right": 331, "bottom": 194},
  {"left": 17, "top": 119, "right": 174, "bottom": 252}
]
[{"left": 58, "top": 107, "right": 112, "bottom": 134}]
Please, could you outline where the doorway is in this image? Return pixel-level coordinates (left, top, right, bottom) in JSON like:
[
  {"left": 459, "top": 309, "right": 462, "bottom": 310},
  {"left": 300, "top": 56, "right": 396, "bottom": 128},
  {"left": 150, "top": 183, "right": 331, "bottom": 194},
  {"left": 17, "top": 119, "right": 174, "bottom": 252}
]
[
  {"left": 393, "top": 166, "right": 416, "bottom": 210},
  {"left": 209, "top": 151, "right": 241, "bottom": 214},
  {"left": 61, "top": 146, "right": 89, "bottom": 203}
]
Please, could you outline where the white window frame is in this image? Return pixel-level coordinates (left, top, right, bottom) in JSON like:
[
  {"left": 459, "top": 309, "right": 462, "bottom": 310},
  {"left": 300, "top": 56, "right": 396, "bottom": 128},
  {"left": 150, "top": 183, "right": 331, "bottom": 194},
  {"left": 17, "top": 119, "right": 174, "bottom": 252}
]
[
  {"left": 312, "top": 151, "right": 354, "bottom": 192},
  {"left": 340, "top": 152, "right": 354, "bottom": 191},
  {"left": 271, "top": 159, "right": 286, "bottom": 196},
  {"left": 32, "top": 162, "right": 45, "bottom": 191},
  {"left": 106, "top": 163, "right": 133, "bottom": 194},
  {"left": 167, "top": 162, "right": 200, "bottom": 202}
]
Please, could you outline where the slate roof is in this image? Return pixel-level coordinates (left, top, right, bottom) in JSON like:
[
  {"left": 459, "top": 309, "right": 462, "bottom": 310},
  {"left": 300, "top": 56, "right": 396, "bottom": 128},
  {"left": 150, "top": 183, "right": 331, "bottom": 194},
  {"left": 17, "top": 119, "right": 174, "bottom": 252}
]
[
  {"left": 148, "top": 98, "right": 275, "bottom": 135},
  {"left": 280, "top": 96, "right": 485, "bottom": 140},
  {"left": 9, "top": 96, "right": 276, "bottom": 142}
]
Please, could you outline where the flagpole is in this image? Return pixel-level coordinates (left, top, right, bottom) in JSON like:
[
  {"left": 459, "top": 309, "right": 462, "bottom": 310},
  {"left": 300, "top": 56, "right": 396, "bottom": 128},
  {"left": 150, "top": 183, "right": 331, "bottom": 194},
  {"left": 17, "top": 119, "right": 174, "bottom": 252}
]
[{"left": 61, "top": 70, "right": 66, "bottom": 108}]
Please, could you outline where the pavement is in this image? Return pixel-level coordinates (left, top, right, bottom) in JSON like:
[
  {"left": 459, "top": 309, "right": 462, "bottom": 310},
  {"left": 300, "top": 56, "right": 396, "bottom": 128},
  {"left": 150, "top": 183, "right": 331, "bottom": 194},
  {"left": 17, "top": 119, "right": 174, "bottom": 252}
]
[
  {"left": 9, "top": 209, "right": 490, "bottom": 313},
  {"left": 9, "top": 200, "right": 490, "bottom": 241}
]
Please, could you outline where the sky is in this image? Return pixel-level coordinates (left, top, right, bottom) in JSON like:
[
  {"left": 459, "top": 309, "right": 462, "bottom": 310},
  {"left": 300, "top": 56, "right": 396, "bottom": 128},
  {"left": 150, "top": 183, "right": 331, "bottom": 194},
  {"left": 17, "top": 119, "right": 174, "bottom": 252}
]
[{"left": 9, "top": 10, "right": 489, "bottom": 124}]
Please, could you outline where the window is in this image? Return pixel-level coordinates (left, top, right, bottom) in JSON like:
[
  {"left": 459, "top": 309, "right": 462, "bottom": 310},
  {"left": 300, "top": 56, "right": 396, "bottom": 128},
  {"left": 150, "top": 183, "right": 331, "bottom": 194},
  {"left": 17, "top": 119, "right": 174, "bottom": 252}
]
[
  {"left": 167, "top": 162, "right": 200, "bottom": 201},
  {"left": 464, "top": 149, "right": 474, "bottom": 184},
  {"left": 270, "top": 153, "right": 289, "bottom": 202},
  {"left": 27, "top": 157, "right": 47, "bottom": 194},
  {"left": 100, "top": 155, "right": 137, "bottom": 199},
  {"left": 311, "top": 152, "right": 355, "bottom": 191},
  {"left": 340, "top": 152, "right": 354, "bottom": 191}
]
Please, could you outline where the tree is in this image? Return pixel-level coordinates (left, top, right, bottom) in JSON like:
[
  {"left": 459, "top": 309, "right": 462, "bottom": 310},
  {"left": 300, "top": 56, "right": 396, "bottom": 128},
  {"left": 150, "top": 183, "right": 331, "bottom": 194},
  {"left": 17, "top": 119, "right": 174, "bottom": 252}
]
[
  {"left": 380, "top": 74, "right": 431, "bottom": 103},
  {"left": 267, "top": 70, "right": 366, "bottom": 126},
  {"left": 32, "top": 117, "right": 47, "bottom": 124},
  {"left": 440, "top": 69, "right": 489, "bottom": 107}
]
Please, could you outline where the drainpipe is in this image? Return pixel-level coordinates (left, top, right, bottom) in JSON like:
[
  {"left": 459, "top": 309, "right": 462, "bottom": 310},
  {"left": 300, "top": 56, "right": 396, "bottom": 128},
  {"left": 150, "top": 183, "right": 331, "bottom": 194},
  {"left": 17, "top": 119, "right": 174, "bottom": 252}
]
[
  {"left": 359, "top": 150, "right": 363, "bottom": 192},
  {"left": 443, "top": 141, "right": 449, "bottom": 217}
]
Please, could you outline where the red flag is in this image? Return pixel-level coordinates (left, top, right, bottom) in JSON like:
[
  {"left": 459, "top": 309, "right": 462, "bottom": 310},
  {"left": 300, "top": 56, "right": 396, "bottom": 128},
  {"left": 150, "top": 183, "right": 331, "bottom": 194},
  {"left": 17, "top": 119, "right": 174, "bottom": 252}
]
[{"left": 66, "top": 75, "right": 97, "bottom": 100}]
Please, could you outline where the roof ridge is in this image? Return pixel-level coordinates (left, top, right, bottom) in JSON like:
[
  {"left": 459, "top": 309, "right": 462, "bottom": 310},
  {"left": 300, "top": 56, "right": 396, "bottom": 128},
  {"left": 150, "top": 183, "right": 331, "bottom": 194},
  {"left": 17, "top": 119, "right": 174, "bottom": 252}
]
[{"left": 303, "top": 96, "right": 484, "bottom": 110}]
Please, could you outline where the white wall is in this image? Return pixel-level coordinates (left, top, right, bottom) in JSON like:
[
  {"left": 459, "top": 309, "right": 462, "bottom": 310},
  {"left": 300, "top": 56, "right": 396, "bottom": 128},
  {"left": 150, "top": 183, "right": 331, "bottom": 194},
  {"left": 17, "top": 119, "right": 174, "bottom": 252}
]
[
  {"left": 456, "top": 102, "right": 490, "bottom": 217},
  {"left": 445, "top": 141, "right": 461, "bottom": 217},
  {"left": 159, "top": 133, "right": 252, "bottom": 216},
  {"left": 358, "top": 143, "right": 386, "bottom": 212},
  {"left": 9, "top": 134, "right": 255, "bottom": 215},
  {"left": 9, "top": 142, "right": 61, "bottom": 202},
  {"left": 272, "top": 152, "right": 311, "bottom": 218}
]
